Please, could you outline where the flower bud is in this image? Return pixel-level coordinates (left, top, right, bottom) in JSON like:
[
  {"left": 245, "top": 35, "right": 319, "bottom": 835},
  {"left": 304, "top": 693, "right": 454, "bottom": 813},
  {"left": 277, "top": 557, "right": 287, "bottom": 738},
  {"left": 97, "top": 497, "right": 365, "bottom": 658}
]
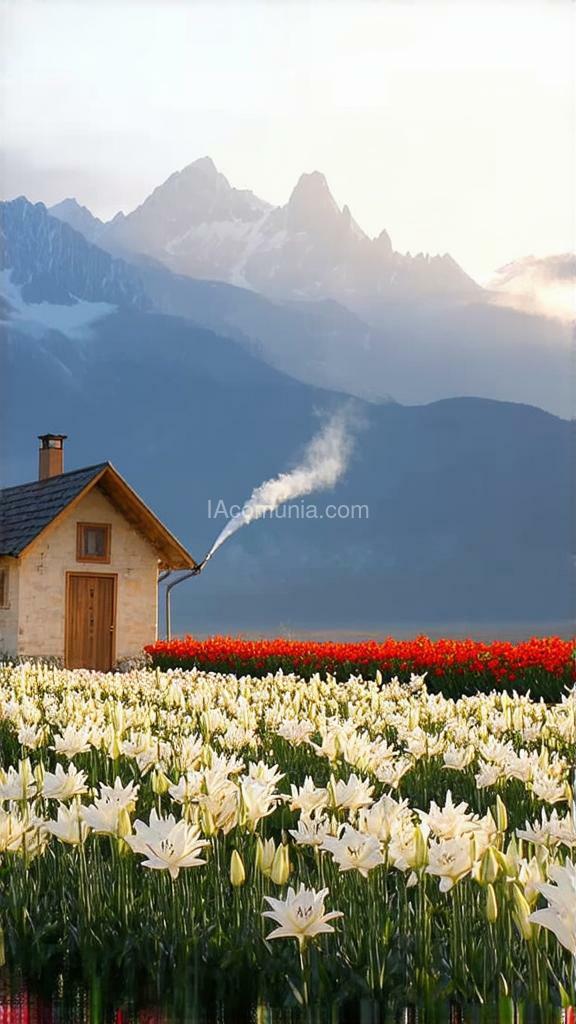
[
  {"left": 512, "top": 883, "right": 533, "bottom": 941},
  {"left": 117, "top": 808, "right": 132, "bottom": 839},
  {"left": 151, "top": 768, "right": 170, "bottom": 795},
  {"left": 230, "top": 850, "right": 246, "bottom": 887},
  {"left": 270, "top": 843, "right": 290, "bottom": 885},
  {"left": 485, "top": 883, "right": 498, "bottom": 923},
  {"left": 512, "top": 707, "right": 524, "bottom": 733},
  {"left": 498, "top": 835, "right": 520, "bottom": 877},
  {"left": 200, "top": 806, "right": 216, "bottom": 837},
  {"left": 413, "top": 825, "right": 429, "bottom": 869},
  {"left": 255, "top": 837, "right": 276, "bottom": 877},
  {"left": 108, "top": 732, "right": 122, "bottom": 761},
  {"left": 494, "top": 848, "right": 513, "bottom": 877},
  {"left": 495, "top": 795, "right": 508, "bottom": 834},
  {"left": 479, "top": 846, "right": 499, "bottom": 886}
]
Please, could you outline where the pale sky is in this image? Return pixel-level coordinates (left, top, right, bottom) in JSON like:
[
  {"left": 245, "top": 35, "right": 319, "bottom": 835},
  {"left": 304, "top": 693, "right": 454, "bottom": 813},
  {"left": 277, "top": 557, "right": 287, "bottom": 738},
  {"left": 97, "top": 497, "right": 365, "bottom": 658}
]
[{"left": 1, "top": 0, "right": 574, "bottom": 282}]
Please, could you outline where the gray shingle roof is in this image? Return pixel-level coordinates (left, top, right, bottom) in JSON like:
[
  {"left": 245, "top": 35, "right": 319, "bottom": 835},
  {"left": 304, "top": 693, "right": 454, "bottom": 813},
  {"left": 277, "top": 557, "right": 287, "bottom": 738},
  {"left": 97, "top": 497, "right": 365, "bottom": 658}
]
[{"left": 0, "top": 464, "right": 108, "bottom": 556}]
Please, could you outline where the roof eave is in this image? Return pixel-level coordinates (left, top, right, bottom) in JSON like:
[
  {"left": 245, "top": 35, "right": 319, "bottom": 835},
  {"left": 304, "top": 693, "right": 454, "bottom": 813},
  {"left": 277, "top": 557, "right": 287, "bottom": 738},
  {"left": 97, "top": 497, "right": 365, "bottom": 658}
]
[
  {"left": 91, "top": 464, "right": 197, "bottom": 570},
  {"left": 14, "top": 464, "right": 197, "bottom": 569}
]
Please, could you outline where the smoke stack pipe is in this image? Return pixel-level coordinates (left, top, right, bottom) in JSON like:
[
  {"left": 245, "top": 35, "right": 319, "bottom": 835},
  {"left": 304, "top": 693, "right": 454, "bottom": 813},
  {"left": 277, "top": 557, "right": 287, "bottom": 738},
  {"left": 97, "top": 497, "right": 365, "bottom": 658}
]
[
  {"left": 38, "top": 434, "right": 67, "bottom": 480},
  {"left": 193, "top": 550, "right": 214, "bottom": 574}
]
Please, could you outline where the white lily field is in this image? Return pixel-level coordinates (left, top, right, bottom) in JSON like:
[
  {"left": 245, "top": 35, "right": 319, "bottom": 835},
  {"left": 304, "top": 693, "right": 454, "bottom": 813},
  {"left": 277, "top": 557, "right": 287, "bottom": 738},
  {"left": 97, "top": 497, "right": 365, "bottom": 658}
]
[{"left": 0, "top": 662, "right": 574, "bottom": 1022}]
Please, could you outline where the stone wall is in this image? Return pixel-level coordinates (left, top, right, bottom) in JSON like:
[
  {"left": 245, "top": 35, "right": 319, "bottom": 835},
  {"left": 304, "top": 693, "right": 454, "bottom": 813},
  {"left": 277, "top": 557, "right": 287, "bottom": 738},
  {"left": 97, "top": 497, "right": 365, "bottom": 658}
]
[{"left": 0, "top": 556, "right": 20, "bottom": 657}]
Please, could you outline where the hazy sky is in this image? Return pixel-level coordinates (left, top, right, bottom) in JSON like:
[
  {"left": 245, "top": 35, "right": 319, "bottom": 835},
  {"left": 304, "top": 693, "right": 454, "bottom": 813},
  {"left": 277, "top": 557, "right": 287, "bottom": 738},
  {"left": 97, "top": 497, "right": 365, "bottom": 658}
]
[{"left": 1, "top": 0, "right": 574, "bottom": 281}]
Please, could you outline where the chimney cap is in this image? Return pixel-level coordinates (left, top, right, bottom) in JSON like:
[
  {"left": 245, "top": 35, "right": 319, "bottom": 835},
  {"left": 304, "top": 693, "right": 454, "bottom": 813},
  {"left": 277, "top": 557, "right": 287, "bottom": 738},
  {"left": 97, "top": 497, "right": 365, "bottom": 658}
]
[{"left": 38, "top": 433, "right": 67, "bottom": 447}]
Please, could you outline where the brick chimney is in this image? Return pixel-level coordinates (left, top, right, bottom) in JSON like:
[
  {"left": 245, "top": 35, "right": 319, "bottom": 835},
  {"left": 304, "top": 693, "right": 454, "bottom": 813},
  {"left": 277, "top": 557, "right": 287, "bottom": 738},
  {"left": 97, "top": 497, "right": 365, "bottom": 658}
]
[{"left": 38, "top": 434, "right": 67, "bottom": 480}]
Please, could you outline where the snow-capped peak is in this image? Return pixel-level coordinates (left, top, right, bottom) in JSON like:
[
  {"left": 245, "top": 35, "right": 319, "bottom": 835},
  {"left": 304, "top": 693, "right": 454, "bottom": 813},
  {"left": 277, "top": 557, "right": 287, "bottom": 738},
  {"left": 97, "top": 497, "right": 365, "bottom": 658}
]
[{"left": 47, "top": 159, "right": 478, "bottom": 307}]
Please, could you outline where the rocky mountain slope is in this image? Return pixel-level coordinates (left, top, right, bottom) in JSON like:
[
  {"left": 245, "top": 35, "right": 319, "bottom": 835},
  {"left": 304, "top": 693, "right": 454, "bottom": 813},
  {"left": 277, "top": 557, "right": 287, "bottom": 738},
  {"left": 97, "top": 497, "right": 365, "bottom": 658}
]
[
  {"left": 2, "top": 197, "right": 147, "bottom": 309},
  {"left": 3, "top": 196, "right": 572, "bottom": 417},
  {"left": 51, "top": 157, "right": 478, "bottom": 310}
]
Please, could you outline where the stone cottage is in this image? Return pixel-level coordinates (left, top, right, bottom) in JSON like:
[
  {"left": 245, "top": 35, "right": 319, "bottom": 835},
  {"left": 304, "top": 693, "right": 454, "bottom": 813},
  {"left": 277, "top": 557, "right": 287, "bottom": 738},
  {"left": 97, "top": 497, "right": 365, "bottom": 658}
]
[{"left": 0, "top": 435, "right": 197, "bottom": 669}]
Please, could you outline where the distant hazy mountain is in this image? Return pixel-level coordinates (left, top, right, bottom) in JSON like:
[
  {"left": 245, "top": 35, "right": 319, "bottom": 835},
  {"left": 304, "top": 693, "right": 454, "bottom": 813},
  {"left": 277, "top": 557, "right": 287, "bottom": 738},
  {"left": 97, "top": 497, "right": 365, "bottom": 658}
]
[
  {"left": 51, "top": 157, "right": 478, "bottom": 309},
  {"left": 1, "top": 195, "right": 572, "bottom": 632},
  {"left": 48, "top": 198, "right": 105, "bottom": 245},
  {"left": 2, "top": 196, "right": 390, "bottom": 399},
  {"left": 2, "top": 306, "right": 573, "bottom": 633},
  {"left": 138, "top": 260, "right": 571, "bottom": 418},
  {"left": 4, "top": 196, "right": 573, "bottom": 417}
]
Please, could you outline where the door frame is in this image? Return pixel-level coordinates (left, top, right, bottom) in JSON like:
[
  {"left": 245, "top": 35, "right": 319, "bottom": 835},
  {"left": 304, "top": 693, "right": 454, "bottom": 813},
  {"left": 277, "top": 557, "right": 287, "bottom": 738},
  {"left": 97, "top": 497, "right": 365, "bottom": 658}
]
[{"left": 65, "top": 571, "right": 118, "bottom": 670}]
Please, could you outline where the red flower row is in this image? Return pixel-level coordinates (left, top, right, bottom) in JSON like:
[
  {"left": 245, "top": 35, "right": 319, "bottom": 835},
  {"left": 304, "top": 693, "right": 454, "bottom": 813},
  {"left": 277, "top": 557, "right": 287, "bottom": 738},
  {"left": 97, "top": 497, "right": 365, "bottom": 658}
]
[{"left": 145, "top": 634, "right": 575, "bottom": 697}]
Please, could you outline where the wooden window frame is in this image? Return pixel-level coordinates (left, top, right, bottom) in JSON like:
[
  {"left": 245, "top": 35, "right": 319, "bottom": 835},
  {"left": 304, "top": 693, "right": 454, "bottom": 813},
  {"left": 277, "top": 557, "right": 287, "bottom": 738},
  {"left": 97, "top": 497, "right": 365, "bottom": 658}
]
[
  {"left": 76, "top": 522, "right": 112, "bottom": 564},
  {"left": 0, "top": 567, "right": 7, "bottom": 609}
]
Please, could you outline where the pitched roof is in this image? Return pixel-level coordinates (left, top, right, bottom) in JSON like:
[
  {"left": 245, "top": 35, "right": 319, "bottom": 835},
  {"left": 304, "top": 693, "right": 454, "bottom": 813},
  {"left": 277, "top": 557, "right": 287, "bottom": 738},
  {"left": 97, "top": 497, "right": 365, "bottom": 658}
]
[
  {"left": 0, "top": 463, "right": 197, "bottom": 570},
  {"left": 0, "top": 464, "right": 107, "bottom": 556}
]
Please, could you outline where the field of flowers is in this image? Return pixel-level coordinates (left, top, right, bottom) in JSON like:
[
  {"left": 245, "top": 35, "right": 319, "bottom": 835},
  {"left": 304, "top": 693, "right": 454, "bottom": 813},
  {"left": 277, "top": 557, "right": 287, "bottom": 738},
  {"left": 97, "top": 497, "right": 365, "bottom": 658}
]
[
  {"left": 145, "top": 635, "right": 575, "bottom": 700},
  {"left": 0, "top": 661, "right": 574, "bottom": 1020}
]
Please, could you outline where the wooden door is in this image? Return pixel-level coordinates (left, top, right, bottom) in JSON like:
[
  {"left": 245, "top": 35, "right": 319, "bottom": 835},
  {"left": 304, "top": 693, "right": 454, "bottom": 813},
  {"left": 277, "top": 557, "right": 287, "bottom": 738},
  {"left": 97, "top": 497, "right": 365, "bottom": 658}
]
[{"left": 66, "top": 574, "right": 116, "bottom": 671}]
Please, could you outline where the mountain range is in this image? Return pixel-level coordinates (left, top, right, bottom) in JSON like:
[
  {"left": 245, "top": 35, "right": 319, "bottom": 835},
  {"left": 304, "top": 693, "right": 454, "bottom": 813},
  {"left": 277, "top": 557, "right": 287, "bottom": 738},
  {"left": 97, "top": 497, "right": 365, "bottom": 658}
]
[
  {"left": 0, "top": 194, "right": 573, "bottom": 634},
  {"left": 8, "top": 155, "right": 569, "bottom": 417},
  {"left": 49, "top": 157, "right": 478, "bottom": 310}
]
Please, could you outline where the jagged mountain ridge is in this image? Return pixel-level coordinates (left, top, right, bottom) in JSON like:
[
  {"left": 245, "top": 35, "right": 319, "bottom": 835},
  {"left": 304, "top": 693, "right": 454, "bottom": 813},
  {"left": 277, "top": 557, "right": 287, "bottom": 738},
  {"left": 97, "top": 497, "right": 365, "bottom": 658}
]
[
  {"left": 1, "top": 197, "right": 148, "bottom": 309},
  {"left": 0, "top": 195, "right": 392, "bottom": 401},
  {"left": 2, "top": 197, "right": 572, "bottom": 416},
  {"left": 1, "top": 196, "right": 571, "bottom": 417},
  {"left": 48, "top": 198, "right": 105, "bottom": 244},
  {"left": 50, "top": 157, "right": 479, "bottom": 307}
]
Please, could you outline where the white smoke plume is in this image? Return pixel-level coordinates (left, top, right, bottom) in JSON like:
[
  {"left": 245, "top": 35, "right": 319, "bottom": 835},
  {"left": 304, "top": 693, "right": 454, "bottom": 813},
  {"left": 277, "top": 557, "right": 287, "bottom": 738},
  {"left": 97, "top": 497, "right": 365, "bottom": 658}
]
[{"left": 204, "top": 406, "right": 356, "bottom": 562}]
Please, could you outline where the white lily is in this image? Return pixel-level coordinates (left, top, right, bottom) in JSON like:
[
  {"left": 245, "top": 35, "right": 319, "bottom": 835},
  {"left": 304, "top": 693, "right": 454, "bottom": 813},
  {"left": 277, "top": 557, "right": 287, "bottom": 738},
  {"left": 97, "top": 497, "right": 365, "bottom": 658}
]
[
  {"left": 0, "top": 760, "right": 37, "bottom": 802},
  {"left": 289, "top": 777, "right": 328, "bottom": 815},
  {"left": 126, "top": 809, "right": 209, "bottom": 879},
  {"left": 328, "top": 773, "right": 374, "bottom": 812},
  {"left": 43, "top": 803, "right": 89, "bottom": 845},
  {"left": 98, "top": 777, "right": 139, "bottom": 811},
  {"left": 529, "top": 859, "right": 576, "bottom": 955},
  {"left": 263, "top": 884, "right": 343, "bottom": 947},
  {"left": 426, "top": 835, "right": 476, "bottom": 892},
  {"left": 418, "top": 791, "right": 479, "bottom": 840},
  {"left": 52, "top": 725, "right": 92, "bottom": 758},
  {"left": 80, "top": 797, "right": 131, "bottom": 837},
  {"left": 322, "top": 824, "right": 384, "bottom": 877},
  {"left": 42, "top": 763, "right": 88, "bottom": 802}
]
